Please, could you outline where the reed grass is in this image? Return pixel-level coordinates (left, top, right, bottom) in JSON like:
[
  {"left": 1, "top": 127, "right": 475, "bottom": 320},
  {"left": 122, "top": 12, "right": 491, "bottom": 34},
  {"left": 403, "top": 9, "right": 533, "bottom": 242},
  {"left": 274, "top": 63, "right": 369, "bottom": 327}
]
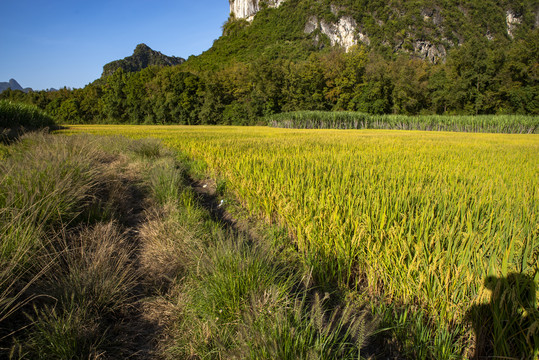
[
  {"left": 0, "top": 101, "right": 56, "bottom": 130},
  {"left": 266, "top": 111, "right": 539, "bottom": 134}
]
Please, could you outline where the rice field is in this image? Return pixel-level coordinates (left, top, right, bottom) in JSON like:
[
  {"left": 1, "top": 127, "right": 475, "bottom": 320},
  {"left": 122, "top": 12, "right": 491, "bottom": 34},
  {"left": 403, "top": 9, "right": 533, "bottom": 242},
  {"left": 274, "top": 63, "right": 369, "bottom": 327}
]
[{"left": 63, "top": 125, "right": 539, "bottom": 357}]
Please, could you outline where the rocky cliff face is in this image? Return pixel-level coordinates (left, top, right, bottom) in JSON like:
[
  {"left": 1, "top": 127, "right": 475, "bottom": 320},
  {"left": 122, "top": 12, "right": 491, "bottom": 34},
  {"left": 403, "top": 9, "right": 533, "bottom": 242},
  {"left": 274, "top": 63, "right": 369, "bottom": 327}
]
[
  {"left": 506, "top": 10, "right": 523, "bottom": 39},
  {"left": 229, "top": 0, "right": 286, "bottom": 21},
  {"left": 305, "top": 15, "right": 370, "bottom": 51},
  {"left": 231, "top": 0, "right": 369, "bottom": 51},
  {"left": 227, "top": 0, "right": 538, "bottom": 62}
]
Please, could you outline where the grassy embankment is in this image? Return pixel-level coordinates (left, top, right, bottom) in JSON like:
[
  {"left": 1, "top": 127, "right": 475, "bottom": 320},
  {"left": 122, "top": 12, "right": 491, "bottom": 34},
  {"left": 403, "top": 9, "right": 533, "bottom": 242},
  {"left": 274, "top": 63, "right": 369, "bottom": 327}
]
[
  {"left": 64, "top": 124, "right": 539, "bottom": 359},
  {"left": 266, "top": 111, "right": 539, "bottom": 134},
  {"left": 1, "top": 129, "right": 374, "bottom": 359},
  {"left": 0, "top": 101, "right": 57, "bottom": 140},
  {"left": 0, "top": 100, "right": 58, "bottom": 160}
]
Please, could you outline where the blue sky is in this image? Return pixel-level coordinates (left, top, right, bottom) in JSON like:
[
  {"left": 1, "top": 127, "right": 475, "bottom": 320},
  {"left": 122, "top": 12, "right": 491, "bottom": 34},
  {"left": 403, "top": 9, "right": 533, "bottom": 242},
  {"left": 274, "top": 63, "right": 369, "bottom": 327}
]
[{"left": 0, "top": 1, "right": 230, "bottom": 90}]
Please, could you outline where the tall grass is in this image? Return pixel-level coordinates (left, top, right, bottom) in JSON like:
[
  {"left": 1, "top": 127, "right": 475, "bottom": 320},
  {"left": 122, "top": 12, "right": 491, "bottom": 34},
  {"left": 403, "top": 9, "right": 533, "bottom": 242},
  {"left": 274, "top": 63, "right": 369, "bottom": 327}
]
[
  {"left": 0, "top": 133, "right": 106, "bottom": 338},
  {"left": 0, "top": 133, "right": 172, "bottom": 358},
  {"left": 21, "top": 222, "right": 137, "bottom": 360},
  {"left": 266, "top": 111, "right": 539, "bottom": 134},
  {"left": 0, "top": 101, "right": 56, "bottom": 130},
  {"left": 3, "top": 131, "right": 374, "bottom": 359}
]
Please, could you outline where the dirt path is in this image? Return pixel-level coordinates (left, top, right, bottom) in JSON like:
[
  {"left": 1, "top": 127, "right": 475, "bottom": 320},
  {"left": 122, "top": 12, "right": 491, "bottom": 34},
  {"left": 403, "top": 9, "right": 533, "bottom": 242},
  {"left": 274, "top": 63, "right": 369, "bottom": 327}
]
[
  {"left": 105, "top": 177, "right": 169, "bottom": 359},
  {"left": 113, "top": 174, "right": 249, "bottom": 359}
]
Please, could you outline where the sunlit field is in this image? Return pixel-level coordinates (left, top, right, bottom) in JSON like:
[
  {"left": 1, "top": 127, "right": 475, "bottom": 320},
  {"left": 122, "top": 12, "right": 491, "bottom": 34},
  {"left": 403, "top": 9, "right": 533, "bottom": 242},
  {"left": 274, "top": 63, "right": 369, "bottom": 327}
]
[{"left": 63, "top": 125, "right": 539, "bottom": 356}]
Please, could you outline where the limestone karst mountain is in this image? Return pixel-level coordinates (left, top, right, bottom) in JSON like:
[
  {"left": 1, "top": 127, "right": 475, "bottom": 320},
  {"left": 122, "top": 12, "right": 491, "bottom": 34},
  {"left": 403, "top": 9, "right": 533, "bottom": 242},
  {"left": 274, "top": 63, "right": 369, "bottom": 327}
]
[
  {"left": 102, "top": 43, "right": 185, "bottom": 77},
  {"left": 223, "top": 0, "right": 537, "bottom": 63},
  {"left": 1, "top": 0, "right": 536, "bottom": 121}
]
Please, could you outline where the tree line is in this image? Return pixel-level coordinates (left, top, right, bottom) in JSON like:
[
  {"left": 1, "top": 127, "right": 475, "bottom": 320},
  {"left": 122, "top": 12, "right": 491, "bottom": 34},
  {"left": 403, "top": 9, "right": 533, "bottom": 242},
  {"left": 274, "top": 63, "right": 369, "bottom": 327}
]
[{"left": 1, "top": 30, "right": 537, "bottom": 125}]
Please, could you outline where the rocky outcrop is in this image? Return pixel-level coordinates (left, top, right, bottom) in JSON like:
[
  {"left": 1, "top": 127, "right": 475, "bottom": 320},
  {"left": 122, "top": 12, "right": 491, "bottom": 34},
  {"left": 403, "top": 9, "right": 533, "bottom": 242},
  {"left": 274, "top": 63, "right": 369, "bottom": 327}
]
[
  {"left": 413, "top": 41, "right": 446, "bottom": 63},
  {"left": 506, "top": 10, "right": 522, "bottom": 38},
  {"left": 305, "top": 16, "right": 370, "bottom": 51},
  {"left": 229, "top": 0, "right": 286, "bottom": 21},
  {"left": 102, "top": 44, "right": 185, "bottom": 77},
  {"left": 421, "top": 8, "right": 443, "bottom": 26},
  {"left": 227, "top": 0, "right": 534, "bottom": 60}
]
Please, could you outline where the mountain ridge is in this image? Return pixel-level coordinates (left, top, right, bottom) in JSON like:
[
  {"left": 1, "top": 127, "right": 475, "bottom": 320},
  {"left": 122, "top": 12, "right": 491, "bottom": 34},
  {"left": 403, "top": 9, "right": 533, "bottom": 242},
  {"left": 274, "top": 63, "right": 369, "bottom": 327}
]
[
  {"left": 0, "top": 79, "right": 32, "bottom": 94},
  {"left": 101, "top": 43, "right": 185, "bottom": 77}
]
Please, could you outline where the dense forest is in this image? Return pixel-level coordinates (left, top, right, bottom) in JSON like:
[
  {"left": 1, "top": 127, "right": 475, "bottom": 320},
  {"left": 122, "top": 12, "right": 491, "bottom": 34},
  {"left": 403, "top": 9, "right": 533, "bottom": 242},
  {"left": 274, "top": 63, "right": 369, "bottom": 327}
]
[{"left": 1, "top": 0, "right": 537, "bottom": 124}]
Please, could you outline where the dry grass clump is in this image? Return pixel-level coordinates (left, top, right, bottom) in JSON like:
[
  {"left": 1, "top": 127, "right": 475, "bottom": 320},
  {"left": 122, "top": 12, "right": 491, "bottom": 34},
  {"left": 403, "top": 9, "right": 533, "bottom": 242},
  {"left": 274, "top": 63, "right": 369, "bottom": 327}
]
[
  {"left": 17, "top": 222, "right": 136, "bottom": 359},
  {"left": 138, "top": 204, "right": 200, "bottom": 290}
]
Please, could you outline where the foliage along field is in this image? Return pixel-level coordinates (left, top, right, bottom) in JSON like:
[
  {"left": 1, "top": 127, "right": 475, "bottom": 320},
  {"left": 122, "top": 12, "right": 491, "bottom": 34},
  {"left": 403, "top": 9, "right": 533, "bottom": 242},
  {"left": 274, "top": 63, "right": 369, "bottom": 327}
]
[
  {"left": 63, "top": 125, "right": 539, "bottom": 357},
  {"left": 0, "top": 100, "right": 56, "bottom": 130},
  {"left": 266, "top": 111, "right": 539, "bottom": 133}
]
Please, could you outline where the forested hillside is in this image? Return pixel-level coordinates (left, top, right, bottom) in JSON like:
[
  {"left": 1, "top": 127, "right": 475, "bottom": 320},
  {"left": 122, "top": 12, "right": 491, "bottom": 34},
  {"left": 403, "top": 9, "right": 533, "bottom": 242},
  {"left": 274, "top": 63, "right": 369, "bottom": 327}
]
[
  {"left": 1, "top": 0, "right": 537, "bottom": 124},
  {"left": 101, "top": 43, "right": 185, "bottom": 77}
]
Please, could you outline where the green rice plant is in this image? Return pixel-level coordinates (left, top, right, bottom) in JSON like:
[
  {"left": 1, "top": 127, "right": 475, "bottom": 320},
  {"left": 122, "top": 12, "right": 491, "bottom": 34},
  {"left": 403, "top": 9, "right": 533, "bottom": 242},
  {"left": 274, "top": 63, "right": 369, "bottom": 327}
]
[
  {"left": 216, "top": 179, "right": 228, "bottom": 196},
  {"left": 465, "top": 273, "right": 539, "bottom": 359},
  {"left": 60, "top": 126, "right": 382, "bottom": 358}
]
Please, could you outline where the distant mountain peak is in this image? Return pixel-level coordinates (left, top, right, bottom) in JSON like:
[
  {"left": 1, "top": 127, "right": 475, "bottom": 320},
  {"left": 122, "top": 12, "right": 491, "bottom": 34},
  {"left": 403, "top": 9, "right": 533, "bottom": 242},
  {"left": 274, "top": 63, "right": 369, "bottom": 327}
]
[
  {"left": 0, "top": 79, "right": 32, "bottom": 93},
  {"left": 8, "top": 79, "right": 23, "bottom": 91},
  {"left": 101, "top": 43, "right": 185, "bottom": 77}
]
